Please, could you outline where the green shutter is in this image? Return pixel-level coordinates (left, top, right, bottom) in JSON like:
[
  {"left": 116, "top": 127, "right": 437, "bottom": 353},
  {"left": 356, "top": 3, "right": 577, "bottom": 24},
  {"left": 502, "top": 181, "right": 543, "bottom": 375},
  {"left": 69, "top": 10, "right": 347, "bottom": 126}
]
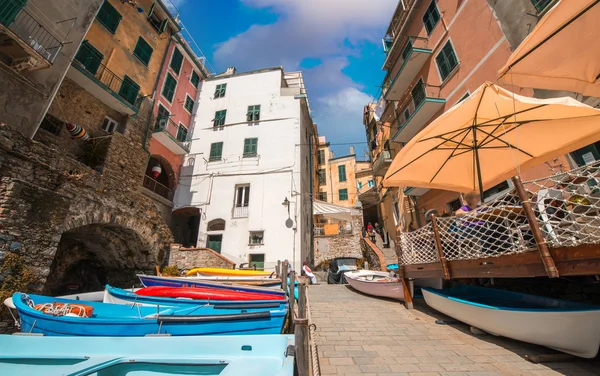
[
  {"left": 246, "top": 105, "right": 260, "bottom": 121},
  {"left": 214, "top": 110, "right": 226, "bottom": 126},
  {"left": 436, "top": 41, "right": 459, "bottom": 81},
  {"left": 214, "top": 84, "right": 226, "bottom": 98},
  {"left": 422, "top": 1, "right": 440, "bottom": 35},
  {"left": 96, "top": 0, "right": 122, "bottom": 34},
  {"left": 154, "top": 104, "right": 169, "bottom": 131},
  {"left": 118, "top": 75, "right": 140, "bottom": 105},
  {"left": 170, "top": 48, "right": 183, "bottom": 74},
  {"left": 147, "top": 2, "right": 155, "bottom": 17},
  {"left": 0, "top": 0, "right": 27, "bottom": 26},
  {"left": 159, "top": 18, "right": 168, "bottom": 34},
  {"left": 133, "top": 37, "right": 153, "bottom": 66},
  {"left": 209, "top": 142, "right": 223, "bottom": 161},
  {"left": 74, "top": 41, "right": 103, "bottom": 75},
  {"left": 190, "top": 71, "right": 200, "bottom": 87},
  {"left": 176, "top": 125, "right": 188, "bottom": 142},
  {"left": 338, "top": 165, "right": 347, "bottom": 182},
  {"left": 339, "top": 189, "right": 348, "bottom": 201},
  {"left": 243, "top": 138, "right": 258, "bottom": 157},
  {"left": 161, "top": 73, "right": 177, "bottom": 102},
  {"left": 184, "top": 96, "right": 194, "bottom": 113}
]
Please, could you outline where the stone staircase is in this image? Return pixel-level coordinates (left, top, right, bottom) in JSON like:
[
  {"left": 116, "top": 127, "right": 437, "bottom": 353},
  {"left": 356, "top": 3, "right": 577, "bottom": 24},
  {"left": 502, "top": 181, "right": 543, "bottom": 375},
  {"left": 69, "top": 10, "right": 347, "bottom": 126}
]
[{"left": 372, "top": 233, "right": 398, "bottom": 266}]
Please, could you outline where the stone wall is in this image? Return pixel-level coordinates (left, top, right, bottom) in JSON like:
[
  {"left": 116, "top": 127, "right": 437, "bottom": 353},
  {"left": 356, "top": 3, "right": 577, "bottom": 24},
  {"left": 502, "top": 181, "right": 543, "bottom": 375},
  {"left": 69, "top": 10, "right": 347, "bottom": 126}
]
[
  {"left": 314, "top": 215, "right": 363, "bottom": 267},
  {"left": 168, "top": 244, "right": 236, "bottom": 271}
]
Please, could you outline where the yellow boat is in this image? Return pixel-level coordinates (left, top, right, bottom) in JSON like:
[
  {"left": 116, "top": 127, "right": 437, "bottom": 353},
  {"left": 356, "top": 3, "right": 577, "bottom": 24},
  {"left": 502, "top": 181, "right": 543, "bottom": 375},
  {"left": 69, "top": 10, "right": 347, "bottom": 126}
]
[{"left": 186, "top": 267, "right": 274, "bottom": 277}]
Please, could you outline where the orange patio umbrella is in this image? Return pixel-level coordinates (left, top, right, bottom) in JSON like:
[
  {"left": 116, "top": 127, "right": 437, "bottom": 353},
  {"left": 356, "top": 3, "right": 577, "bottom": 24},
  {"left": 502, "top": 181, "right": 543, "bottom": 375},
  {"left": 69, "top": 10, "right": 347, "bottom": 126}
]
[
  {"left": 383, "top": 82, "right": 600, "bottom": 196},
  {"left": 498, "top": 0, "right": 600, "bottom": 97}
]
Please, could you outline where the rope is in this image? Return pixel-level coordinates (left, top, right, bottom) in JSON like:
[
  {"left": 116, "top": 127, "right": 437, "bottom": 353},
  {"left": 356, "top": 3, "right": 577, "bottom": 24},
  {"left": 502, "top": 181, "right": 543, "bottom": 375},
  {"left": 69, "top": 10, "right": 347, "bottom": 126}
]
[{"left": 305, "top": 290, "right": 320, "bottom": 376}]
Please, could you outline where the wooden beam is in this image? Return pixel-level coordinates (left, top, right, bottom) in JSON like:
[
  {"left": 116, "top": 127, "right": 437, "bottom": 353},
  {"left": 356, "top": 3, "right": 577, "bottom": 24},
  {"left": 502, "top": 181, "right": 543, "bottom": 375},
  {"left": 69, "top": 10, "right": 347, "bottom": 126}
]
[{"left": 431, "top": 215, "right": 451, "bottom": 280}]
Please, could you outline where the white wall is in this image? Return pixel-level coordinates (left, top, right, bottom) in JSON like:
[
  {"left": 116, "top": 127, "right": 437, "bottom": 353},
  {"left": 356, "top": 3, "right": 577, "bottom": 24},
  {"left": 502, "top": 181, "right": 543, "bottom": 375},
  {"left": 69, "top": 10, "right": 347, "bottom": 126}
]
[{"left": 174, "top": 68, "right": 312, "bottom": 272}]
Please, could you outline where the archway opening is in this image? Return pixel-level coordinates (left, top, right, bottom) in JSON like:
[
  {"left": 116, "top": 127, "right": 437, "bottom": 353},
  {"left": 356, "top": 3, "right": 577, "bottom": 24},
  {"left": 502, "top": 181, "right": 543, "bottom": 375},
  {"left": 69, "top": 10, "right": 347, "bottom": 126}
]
[
  {"left": 43, "top": 224, "right": 156, "bottom": 295},
  {"left": 143, "top": 155, "right": 176, "bottom": 200}
]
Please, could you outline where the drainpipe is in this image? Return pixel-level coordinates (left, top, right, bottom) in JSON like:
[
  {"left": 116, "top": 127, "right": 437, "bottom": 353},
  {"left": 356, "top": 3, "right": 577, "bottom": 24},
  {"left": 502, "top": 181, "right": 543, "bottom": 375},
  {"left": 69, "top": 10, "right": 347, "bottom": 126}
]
[{"left": 308, "top": 131, "right": 315, "bottom": 263}]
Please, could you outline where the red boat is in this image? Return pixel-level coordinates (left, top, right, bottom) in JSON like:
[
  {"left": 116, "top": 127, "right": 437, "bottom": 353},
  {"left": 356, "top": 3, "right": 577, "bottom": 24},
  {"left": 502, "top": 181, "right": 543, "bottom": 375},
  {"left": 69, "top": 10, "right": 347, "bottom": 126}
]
[{"left": 135, "top": 286, "right": 285, "bottom": 301}]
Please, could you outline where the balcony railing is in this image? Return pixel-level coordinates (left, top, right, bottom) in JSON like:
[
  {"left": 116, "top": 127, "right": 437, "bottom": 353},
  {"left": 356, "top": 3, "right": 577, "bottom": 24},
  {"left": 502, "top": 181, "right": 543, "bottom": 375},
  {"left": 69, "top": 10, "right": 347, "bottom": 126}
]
[
  {"left": 233, "top": 205, "right": 249, "bottom": 218},
  {"left": 0, "top": 1, "right": 63, "bottom": 63},
  {"left": 143, "top": 175, "right": 173, "bottom": 200},
  {"left": 383, "top": 36, "right": 431, "bottom": 101},
  {"left": 153, "top": 116, "right": 190, "bottom": 154},
  {"left": 373, "top": 150, "right": 393, "bottom": 177}
]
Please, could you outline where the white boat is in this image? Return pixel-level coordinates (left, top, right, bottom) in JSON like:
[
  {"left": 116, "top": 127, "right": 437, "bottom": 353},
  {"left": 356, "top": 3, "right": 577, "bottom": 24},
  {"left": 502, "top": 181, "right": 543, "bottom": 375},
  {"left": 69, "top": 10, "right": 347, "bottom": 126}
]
[
  {"left": 344, "top": 270, "right": 413, "bottom": 301},
  {"left": 422, "top": 285, "right": 600, "bottom": 358}
]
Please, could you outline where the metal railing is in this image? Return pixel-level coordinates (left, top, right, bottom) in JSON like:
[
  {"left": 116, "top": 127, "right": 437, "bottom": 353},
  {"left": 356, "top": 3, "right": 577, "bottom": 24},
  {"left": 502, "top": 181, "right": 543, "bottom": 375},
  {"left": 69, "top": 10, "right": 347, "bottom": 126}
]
[
  {"left": 396, "top": 82, "right": 442, "bottom": 126},
  {"left": 0, "top": 1, "right": 63, "bottom": 63},
  {"left": 233, "top": 205, "right": 249, "bottom": 218},
  {"left": 383, "top": 34, "right": 428, "bottom": 74},
  {"left": 143, "top": 175, "right": 173, "bottom": 200},
  {"left": 153, "top": 116, "right": 191, "bottom": 152}
]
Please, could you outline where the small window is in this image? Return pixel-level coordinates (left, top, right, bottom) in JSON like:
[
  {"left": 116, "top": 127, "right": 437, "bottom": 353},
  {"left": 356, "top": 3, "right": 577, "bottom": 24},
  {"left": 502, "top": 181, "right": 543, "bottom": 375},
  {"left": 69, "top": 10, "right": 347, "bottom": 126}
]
[
  {"left": 249, "top": 253, "right": 265, "bottom": 269},
  {"left": 96, "top": 0, "right": 122, "bottom": 34},
  {"left": 177, "top": 125, "right": 188, "bottom": 143},
  {"left": 170, "top": 47, "right": 184, "bottom": 75},
  {"left": 161, "top": 73, "right": 177, "bottom": 102},
  {"left": 392, "top": 199, "right": 401, "bottom": 225},
  {"left": 184, "top": 95, "right": 195, "bottom": 113},
  {"left": 401, "top": 39, "right": 413, "bottom": 61},
  {"left": 133, "top": 37, "right": 153, "bottom": 66},
  {"left": 74, "top": 41, "right": 103, "bottom": 75},
  {"left": 235, "top": 185, "right": 250, "bottom": 207},
  {"left": 209, "top": 142, "right": 223, "bottom": 161},
  {"left": 368, "top": 180, "right": 375, "bottom": 188},
  {"left": 147, "top": 3, "right": 168, "bottom": 34},
  {"left": 318, "top": 192, "right": 327, "bottom": 201},
  {"left": 39, "top": 114, "right": 62, "bottom": 136},
  {"left": 214, "top": 84, "right": 226, "bottom": 98},
  {"left": 249, "top": 232, "right": 264, "bottom": 246},
  {"left": 190, "top": 71, "right": 200, "bottom": 88},
  {"left": 243, "top": 138, "right": 258, "bottom": 157},
  {"left": 338, "top": 165, "right": 347, "bottom": 182},
  {"left": 154, "top": 104, "right": 170, "bottom": 131},
  {"left": 102, "top": 116, "right": 118, "bottom": 133},
  {"left": 339, "top": 188, "right": 349, "bottom": 201},
  {"left": 118, "top": 76, "right": 140, "bottom": 105},
  {"left": 247, "top": 105, "right": 261, "bottom": 122},
  {"left": 317, "top": 150, "right": 325, "bottom": 165},
  {"left": 531, "top": 0, "right": 553, "bottom": 13},
  {"left": 318, "top": 169, "right": 326, "bottom": 185},
  {"left": 358, "top": 181, "right": 363, "bottom": 189},
  {"left": 423, "top": 0, "right": 441, "bottom": 35},
  {"left": 458, "top": 92, "right": 470, "bottom": 103},
  {"left": 436, "top": 41, "right": 459, "bottom": 81},
  {"left": 213, "top": 110, "right": 227, "bottom": 127}
]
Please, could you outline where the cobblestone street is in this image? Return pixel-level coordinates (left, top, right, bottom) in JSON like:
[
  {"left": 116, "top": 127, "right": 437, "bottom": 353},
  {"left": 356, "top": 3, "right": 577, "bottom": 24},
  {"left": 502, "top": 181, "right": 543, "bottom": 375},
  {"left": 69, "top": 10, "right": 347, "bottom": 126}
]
[{"left": 309, "top": 284, "right": 600, "bottom": 375}]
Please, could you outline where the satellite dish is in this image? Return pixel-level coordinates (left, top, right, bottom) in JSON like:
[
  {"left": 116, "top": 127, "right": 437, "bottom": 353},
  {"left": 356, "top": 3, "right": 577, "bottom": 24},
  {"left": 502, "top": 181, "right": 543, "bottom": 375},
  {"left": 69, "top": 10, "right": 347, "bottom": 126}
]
[{"left": 285, "top": 218, "right": 294, "bottom": 228}]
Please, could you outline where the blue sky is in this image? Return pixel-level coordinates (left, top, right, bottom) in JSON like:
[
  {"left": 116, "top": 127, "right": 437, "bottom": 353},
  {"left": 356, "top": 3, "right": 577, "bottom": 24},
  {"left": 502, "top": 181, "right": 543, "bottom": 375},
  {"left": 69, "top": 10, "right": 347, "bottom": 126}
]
[{"left": 168, "top": 0, "right": 397, "bottom": 159}]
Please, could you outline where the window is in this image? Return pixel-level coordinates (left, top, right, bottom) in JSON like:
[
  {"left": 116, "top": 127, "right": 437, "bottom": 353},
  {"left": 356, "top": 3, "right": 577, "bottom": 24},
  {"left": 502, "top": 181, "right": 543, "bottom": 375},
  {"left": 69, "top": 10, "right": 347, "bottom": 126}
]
[
  {"left": 401, "top": 39, "right": 413, "bottom": 61},
  {"left": 102, "top": 116, "right": 118, "bottom": 133},
  {"left": 74, "top": 41, "right": 103, "bottom": 75},
  {"left": 358, "top": 181, "right": 363, "bottom": 189},
  {"left": 392, "top": 199, "right": 401, "bottom": 225},
  {"left": 155, "top": 104, "right": 169, "bottom": 130},
  {"left": 368, "top": 180, "right": 375, "bottom": 188},
  {"left": 422, "top": 0, "right": 441, "bottom": 35},
  {"left": 458, "top": 92, "right": 470, "bottom": 103},
  {"left": 190, "top": 71, "right": 200, "bottom": 88},
  {"left": 214, "top": 84, "right": 226, "bottom": 98},
  {"left": 213, "top": 110, "right": 226, "bottom": 127},
  {"left": 339, "top": 188, "right": 348, "bottom": 201},
  {"left": 170, "top": 47, "right": 183, "bottom": 74},
  {"left": 447, "top": 198, "right": 462, "bottom": 212},
  {"left": 436, "top": 41, "right": 459, "bottom": 81},
  {"left": 133, "top": 37, "right": 153, "bottom": 66},
  {"left": 247, "top": 105, "right": 260, "bottom": 122},
  {"left": 318, "top": 192, "right": 327, "bottom": 201},
  {"left": 412, "top": 79, "right": 426, "bottom": 107},
  {"left": 317, "top": 169, "right": 326, "bottom": 185},
  {"left": 161, "top": 73, "right": 177, "bottom": 102},
  {"left": 235, "top": 185, "right": 250, "bottom": 207},
  {"left": 318, "top": 150, "right": 325, "bottom": 165},
  {"left": 177, "top": 125, "right": 188, "bottom": 143},
  {"left": 249, "top": 253, "right": 265, "bottom": 269},
  {"left": 118, "top": 76, "right": 140, "bottom": 105},
  {"left": 147, "top": 3, "right": 168, "bottom": 34},
  {"left": 184, "top": 95, "right": 194, "bottom": 113},
  {"left": 338, "top": 165, "right": 347, "bottom": 182},
  {"left": 531, "top": 0, "right": 553, "bottom": 13},
  {"left": 483, "top": 180, "right": 511, "bottom": 201},
  {"left": 39, "top": 114, "right": 62, "bottom": 136},
  {"left": 243, "top": 138, "right": 258, "bottom": 157},
  {"left": 209, "top": 142, "right": 223, "bottom": 161},
  {"left": 96, "top": 0, "right": 122, "bottom": 34},
  {"left": 249, "top": 232, "right": 264, "bottom": 245}
]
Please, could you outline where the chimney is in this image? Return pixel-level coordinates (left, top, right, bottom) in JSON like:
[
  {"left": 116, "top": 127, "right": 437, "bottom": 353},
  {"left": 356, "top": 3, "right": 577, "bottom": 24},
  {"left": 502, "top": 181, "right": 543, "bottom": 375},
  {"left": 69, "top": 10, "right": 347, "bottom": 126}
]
[
  {"left": 350, "top": 146, "right": 355, "bottom": 155},
  {"left": 225, "top": 66, "right": 236, "bottom": 75}
]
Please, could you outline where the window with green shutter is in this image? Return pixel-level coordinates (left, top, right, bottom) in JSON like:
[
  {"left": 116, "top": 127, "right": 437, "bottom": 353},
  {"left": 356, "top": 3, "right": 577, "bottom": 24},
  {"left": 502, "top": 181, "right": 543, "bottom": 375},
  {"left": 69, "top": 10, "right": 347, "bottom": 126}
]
[
  {"left": 338, "top": 165, "right": 347, "bottom": 182},
  {"left": 213, "top": 110, "right": 226, "bottom": 127},
  {"left": 339, "top": 189, "right": 348, "bottom": 201},
  {"left": 161, "top": 73, "right": 177, "bottom": 102},
  {"left": 176, "top": 125, "right": 188, "bottom": 143},
  {"left": 133, "top": 37, "right": 153, "bottom": 66},
  {"left": 75, "top": 41, "right": 103, "bottom": 75},
  {"left": 422, "top": 1, "right": 440, "bottom": 35},
  {"left": 190, "top": 71, "right": 200, "bottom": 88},
  {"left": 118, "top": 75, "right": 140, "bottom": 105},
  {"left": 530, "top": 0, "right": 553, "bottom": 13},
  {"left": 147, "top": 3, "right": 168, "bottom": 34},
  {"left": 209, "top": 142, "right": 223, "bottom": 161},
  {"left": 435, "top": 41, "right": 459, "bottom": 81},
  {"left": 214, "top": 84, "right": 226, "bottom": 98},
  {"left": 318, "top": 192, "right": 327, "bottom": 201},
  {"left": 318, "top": 169, "right": 326, "bottom": 185},
  {"left": 96, "top": 0, "right": 122, "bottom": 34},
  {"left": 170, "top": 48, "right": 183, "bottom": 74},
  {"left": 243, "top": 138, "right": 258, "bottom": 157},
  {"left": 184, "top": 95, "right": 194, "bottom": 113},
  {"left": 154, "top": 104, "right": 169, "bottom": 131},
  {"left": 247, "top": 105, "right": 260, "bottom": 122}
]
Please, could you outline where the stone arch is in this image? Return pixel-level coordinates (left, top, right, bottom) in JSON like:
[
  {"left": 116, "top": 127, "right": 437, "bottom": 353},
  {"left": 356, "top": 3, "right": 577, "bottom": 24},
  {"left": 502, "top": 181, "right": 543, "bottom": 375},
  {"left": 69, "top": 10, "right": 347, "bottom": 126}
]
[
  {"left": 144, "top": 154, "right": 177, "bottom": 192},
  {"left": 207, "top": 218, "right": 226, "bottom": 231}
]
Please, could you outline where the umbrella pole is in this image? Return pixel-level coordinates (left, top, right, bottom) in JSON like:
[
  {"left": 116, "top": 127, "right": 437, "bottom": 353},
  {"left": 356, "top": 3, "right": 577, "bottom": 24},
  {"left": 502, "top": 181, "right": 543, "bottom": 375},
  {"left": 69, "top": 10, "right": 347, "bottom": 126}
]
[{"left": 473, "top": 128, "right": 485, "bottom": 201}]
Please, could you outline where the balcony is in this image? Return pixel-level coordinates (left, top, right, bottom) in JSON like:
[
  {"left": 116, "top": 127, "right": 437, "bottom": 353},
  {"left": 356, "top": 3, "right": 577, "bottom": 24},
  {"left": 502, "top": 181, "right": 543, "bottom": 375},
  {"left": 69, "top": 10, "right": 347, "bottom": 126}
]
[
  {"left": 152, "top": 116, "right": 190, "bottom": 155},
  {"left": 0, "top": 1, "right": 63, "bottom": 71},
  {"left": 143, "top": 175, "right": 173, "bottom": 201},
  {"left": 232, "top": 205, "right": 249, "bottom": 218},
  {"left": 392, "top": 82, "right": 445, "bottom": 143},
  {"left": 373, "top": 150, "right": 393, "bottom": 177},
  {"left": 384, "top": 36, "right": 432, "bottom": 101}
]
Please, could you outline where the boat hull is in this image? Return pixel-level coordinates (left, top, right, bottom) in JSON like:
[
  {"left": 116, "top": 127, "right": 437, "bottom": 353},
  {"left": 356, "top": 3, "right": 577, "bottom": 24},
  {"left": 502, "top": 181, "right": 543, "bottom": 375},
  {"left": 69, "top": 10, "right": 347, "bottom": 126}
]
[
  {"left": 422, "top": 286, "right": 600, "bottom": 358},
  {"left": 187, "top": 267, "right": 273, "bottom": 277},
  {"left": 344, "top": 270, "right": 412, "bottom": 301}
]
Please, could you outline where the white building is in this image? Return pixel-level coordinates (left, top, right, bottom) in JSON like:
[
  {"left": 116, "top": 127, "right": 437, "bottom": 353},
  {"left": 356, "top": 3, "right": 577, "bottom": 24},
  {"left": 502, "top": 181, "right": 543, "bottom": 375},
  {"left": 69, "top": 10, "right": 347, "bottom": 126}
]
[{"left": 174, "top": 67, "right": 316, "bottom": 272}]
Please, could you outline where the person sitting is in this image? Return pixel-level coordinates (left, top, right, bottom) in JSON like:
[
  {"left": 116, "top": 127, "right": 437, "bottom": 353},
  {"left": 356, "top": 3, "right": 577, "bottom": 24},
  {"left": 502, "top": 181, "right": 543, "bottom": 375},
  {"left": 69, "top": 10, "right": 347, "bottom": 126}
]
[
  {"left": 302, "top": 261, "right": 318, "bottom": 285},
  {"left": 456, "top": 191, "right": 481, "bottom": 216}
]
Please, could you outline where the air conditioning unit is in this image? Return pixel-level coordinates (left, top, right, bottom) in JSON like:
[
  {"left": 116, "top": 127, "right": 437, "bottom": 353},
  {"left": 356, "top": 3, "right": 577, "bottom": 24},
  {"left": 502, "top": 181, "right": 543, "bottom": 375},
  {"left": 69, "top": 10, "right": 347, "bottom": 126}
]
[{"left": 11, "top": 56, "right": 38, "bottom": 71}]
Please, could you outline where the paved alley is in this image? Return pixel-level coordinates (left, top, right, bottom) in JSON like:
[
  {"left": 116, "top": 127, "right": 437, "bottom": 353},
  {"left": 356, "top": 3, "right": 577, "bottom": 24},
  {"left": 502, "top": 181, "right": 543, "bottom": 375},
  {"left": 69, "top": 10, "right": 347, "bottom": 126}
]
[{"left": 309, "top": 284, "right": 600, "bottom": 376}]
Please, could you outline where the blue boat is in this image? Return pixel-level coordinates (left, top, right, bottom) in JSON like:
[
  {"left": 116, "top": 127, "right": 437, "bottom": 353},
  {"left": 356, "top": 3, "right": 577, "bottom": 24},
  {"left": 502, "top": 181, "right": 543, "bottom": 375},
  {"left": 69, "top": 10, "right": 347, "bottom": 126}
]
[
  {"left": 386, "top": 263, "right": 399, "bottom": 271},
  {"left": 12, "top": 293, "right": 287, "bottom": 336},
  {"left": 0, "top": 334, "right": 294, "bottom": 375},
  {"left": 104, "top": 285, "right": 289, "bottom": 310},
  {"left": 138, "top": 274, "right": 286, "bottom": 297}
]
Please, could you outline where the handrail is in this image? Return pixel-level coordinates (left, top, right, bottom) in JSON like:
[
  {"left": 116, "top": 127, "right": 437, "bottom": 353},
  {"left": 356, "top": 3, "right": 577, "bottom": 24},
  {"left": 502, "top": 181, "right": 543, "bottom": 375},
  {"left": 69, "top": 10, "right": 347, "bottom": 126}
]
[
  {"left": 396, "top": 82, "right": 442, "bottom": 126},
  {"left": 153, "top": 116, "right": 190, "bottom": 152},
  {"left": 143, "top": 175, "right": 173, "bottom": 200}
]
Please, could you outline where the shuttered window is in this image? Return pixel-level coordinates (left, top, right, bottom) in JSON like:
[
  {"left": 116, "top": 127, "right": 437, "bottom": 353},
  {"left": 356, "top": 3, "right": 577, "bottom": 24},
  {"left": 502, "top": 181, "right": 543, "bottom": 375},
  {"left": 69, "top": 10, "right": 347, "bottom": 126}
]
[
  {"left": 243, "top": 138, "right": 258, "bottom": 157},
  {"left": 338, "top": 165, "right": 347, "bottom": 182},
  {"left": 74, "top": 41, "right": 103, "bottom": 75},
  {"left": 133, "top": 37, "right": 153, "bottom": 66},
  {"left": 339, "top": 189, "right": 348, "bottom": 201},
  {"left": 176, "top": 125, "right": 188, "bottom": 143},
  {"left": 184, "top": 95, "right": 194, "bottom": 113},
  {"left": 422, "top": 1, "right": 441, "bottom": 35},
  {"left": 318, "top": 169, "right": 326, "bottom": 185},
  {"left": 96, "top": 0, "right": 122, "bottom": 34},
  {"left": 190, "top": 71, "right": 200, "bottom": 88},
  {"left": 118, "top": 75, "right": 140, "bottom": 105},
  {"left": 170, "top": 48, "right": 183, "bottom": 74},
  {"left": 161, "top": 73, "right": 177, "bottom": 102},
  {"left": 246, "top": 105, "right": 260, "bottom": 122},
  {"left": 435, "top": 41, "right": 459, "bottom": 81},
  {"left": 214, "top": 110, "right": 226, "bottom": 127},
  {"left": 209, "top": 142, "right": 223, "bottom": 161},
  {"left": 214, "top": 84, "right": 226, "bottom": 98}
]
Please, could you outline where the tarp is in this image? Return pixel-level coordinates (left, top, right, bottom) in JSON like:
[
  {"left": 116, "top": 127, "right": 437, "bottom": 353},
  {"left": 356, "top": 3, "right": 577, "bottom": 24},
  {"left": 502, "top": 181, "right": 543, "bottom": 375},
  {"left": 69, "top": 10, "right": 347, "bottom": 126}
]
[{"left": 313, "top": 200, "right": 360, "bottom": 222}]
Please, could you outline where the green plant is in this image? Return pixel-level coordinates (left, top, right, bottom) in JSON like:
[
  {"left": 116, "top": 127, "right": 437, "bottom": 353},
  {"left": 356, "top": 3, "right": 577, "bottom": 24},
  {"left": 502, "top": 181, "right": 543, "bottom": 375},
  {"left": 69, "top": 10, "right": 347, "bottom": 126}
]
[{"left": 161, "top": 265, "right": 180, "bottom": 276}]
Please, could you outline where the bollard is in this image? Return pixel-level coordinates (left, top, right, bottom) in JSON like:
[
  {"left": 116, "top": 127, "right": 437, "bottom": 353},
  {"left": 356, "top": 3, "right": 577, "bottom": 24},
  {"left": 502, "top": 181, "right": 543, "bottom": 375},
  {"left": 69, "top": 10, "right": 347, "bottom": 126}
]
[
  {"left": 295, "top": 283, "right": 309, "bottom": 376},
  {"left": 281, "top": 261, "right": 288, "bottom": 290},
  {"left": 289, "top": 271, "right": 296, "bottom": 318},
  {"left": 276, "top": 260, "right": 282, "bottom": 279}
]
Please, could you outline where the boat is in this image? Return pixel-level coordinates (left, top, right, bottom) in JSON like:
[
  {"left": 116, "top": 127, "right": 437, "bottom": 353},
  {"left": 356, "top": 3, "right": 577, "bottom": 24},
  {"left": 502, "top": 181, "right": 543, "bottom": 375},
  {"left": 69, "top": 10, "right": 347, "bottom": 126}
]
[
  {"left": 10, "top": 292, "right": 287, "bottom": 336},
  {"left": 0, "top": 334, "right": 294, "bottom": 375},
  {"left": 385, "top": 264, "right": 443, "bottom": 289},
  {"left": 103, "top": 286, "right": 288, "bottom": 310},
  {"left": 187, "top": 267, "right": 274, "bottom": 277},
  {"left": 186, "top": 275, "right": 282, "bottom": 286},
  {"left": 138, "top": 274, "right": 286, "bottom": 297},
  {"left": 344, "top": 270, "right": 413, "bottom": 301},
  {"left": 421, "top": 285, "right": 600, "bottom": 358}
]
